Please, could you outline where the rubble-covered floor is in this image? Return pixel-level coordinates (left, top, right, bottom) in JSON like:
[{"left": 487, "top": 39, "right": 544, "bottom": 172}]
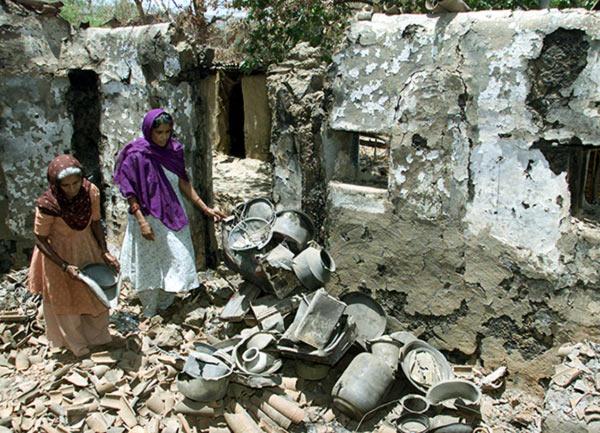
[{"left": 1, "top": 265, "right": 598, "bottom": 433}]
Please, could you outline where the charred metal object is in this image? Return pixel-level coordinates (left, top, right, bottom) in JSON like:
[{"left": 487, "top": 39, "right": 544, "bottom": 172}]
[
  {"left": 401, "top": 339, "right": 454, "bottom": 393},
  {"left": 271, "top": 210, "right": 315, "bottom": 253}
]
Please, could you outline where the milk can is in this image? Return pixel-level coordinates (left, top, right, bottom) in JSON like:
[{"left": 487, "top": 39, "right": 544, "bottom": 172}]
[{"left": 331, "top": 352, "right": 395, "bottom": 419}]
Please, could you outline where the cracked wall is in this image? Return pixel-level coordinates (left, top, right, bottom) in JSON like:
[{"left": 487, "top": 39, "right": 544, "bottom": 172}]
[
  {"left": 1, "top": 4, "right": 217, "bottom": 269},
  {"left": 267, "top": 43, "right": 329, "bottom": 232},
  {"left": 327, "top": 10, "right": 600, "bottom": 391}
]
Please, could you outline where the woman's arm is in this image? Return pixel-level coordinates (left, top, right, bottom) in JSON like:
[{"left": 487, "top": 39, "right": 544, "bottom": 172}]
[
  {"left": 90, "top": 220, "right": 120, "bottom": 272},
  {"left": 34, "top": 235, "right": 79, "bottom": 280},
  {"left": 178, "top": 178, "right": 226, "bottom": 221},
  {"left": 127, "top": 196, "right": 155, "bottom": 240}
]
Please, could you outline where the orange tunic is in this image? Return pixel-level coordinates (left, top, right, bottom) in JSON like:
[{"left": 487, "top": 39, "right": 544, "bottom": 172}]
[{"left": 28, "top": 184, "right": 108, "bottom": 316}]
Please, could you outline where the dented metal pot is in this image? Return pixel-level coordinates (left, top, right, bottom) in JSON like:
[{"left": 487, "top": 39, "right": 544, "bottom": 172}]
[
  {"left": 369, "top": 335, "right": 403, "bottom": 372},
  {"left": 272, "top": 210, "right": 315, "bottom": 253},
  {"left": 331, "top": 352, "right": 395, "bottom": 419},
  {"left": 426, "top": 379, "right": 482, "bottom": 408},
  {"left": 176, "top": 354, "right": 233, "bottom": 402},
  {"left": 292, "top": 246, "right": 336, "bottom": 290}
]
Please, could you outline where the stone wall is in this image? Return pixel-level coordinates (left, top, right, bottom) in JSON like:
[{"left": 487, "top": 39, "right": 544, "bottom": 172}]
[
  {"left": 0, "top": 4, "right": 72, "bottom": 272},
  {"left": 0, "top": 5, "right": 216, "bottom": 269},
  {"left": 267, "top": 44, "right": 329, "bottom": 232},
  {"left": 325, "top": 9, "right": 600, "bottom": 390}
]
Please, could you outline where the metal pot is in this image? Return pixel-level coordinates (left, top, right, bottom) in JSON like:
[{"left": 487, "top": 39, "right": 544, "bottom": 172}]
[
  {"left": 241, "top": 198, "right": 276, "bottom": 224},
  {"left": 369, "top": 335, "right": 403, "bottom": 372},
  {"left": 176, "top": 355, "right": 233, "bottom": 402},
  {"left": 272, "top": 210, "right": 315, "bottom": 253},
  {"left": 331, "top": 352, "right": 395, "bottom": 419},
  {"left": 425, "top": 379, "right": 481, "bottom": 408},
  {"left": 400, "top": 394, "right": 430, "bottom": 415},
  {"left": 292, "top": 246, "right": 336, "bottom": 290},
  {"left": 397, "top": 414, "right": 431, "bottom": 433},
  {"left": 233, "top": 331, "right": 282, "bottom": 376}
]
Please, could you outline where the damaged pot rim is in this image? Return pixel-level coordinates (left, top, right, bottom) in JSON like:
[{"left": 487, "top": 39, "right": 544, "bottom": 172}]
[{"left": 425, "top": 379, "right": 482, "bottom": 407}]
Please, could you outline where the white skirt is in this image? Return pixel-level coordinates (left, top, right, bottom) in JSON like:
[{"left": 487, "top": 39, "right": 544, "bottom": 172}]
[{"left": 119, "top": 170, "right": 199, "bottom": 294}]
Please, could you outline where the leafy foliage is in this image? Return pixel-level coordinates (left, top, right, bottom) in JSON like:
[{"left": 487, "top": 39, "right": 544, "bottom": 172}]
[
  {"left": 230, "top": 0, "right": 351, "bottom": 71},
  {"left": 58, "top": 0, "right": 141, "bottom": 26}
]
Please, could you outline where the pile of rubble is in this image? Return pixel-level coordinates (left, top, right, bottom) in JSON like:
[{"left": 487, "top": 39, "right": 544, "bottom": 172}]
[
  {"left": 0, "top": 197, "right": 555, "bottom": 433},
  {"left": 543, "top": 341, "right": 600, "bottom": 433}
]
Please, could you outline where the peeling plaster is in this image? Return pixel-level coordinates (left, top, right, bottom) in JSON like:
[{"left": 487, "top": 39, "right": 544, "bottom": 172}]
[{"left": 326, "top": 10, "right": 600, "bottom": 387}]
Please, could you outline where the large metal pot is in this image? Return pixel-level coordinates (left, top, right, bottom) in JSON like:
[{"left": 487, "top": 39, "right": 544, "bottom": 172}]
[
  {"left": 271, "top": 210, "right": 315, "bottom": 253},
  {"left": 331, "top": 352, "right": 395, "bottom": 419}
]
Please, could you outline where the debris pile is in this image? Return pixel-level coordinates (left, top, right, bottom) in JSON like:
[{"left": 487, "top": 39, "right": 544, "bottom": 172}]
[
  {"left": 0, "top": 198, "right": 556, "bottom": 433},
  {"left": 543, "top": 341, "right": 600, "bottom": 433}
]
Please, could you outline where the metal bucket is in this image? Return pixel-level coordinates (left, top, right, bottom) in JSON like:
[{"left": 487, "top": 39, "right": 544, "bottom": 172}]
[
  {"left": 331, "top": 352, "right": 395, "bottom": 419},
  {"left": 292, "top": 246, "right": 336, "bottom": 290},
  {"left": 272, "top": 210, "right": 315, "bottom": 253}
]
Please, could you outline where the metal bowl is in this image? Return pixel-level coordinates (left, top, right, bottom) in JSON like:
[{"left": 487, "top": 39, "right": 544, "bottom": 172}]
[{"left": 80, "top": 263, "right": 119, "bottom": 308}]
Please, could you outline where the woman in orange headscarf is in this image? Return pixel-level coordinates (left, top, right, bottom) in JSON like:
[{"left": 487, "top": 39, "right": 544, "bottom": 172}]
[{"left": 28, "top": 155, "right": 120, "bottom": 357}]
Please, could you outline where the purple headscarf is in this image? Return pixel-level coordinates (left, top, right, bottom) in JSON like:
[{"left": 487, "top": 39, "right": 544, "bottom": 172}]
[{"left": 114, "top": 109, "right": 190, "bottom": 231}]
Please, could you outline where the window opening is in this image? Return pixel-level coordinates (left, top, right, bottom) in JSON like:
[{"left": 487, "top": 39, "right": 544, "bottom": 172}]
[
  {"left": 534, "top": 139, "right": 600, "bottom": 221},
  {"left": 356, "top": 132, "right": 390, "bottom": 188}
]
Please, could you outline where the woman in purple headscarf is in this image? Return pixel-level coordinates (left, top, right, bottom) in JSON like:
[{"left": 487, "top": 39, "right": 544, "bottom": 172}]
[{"left": 114, "top": 109, "right": 225, "bottom": 317}]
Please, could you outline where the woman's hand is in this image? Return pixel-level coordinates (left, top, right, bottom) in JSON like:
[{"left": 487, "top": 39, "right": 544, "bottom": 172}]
[
  {"left": 65, "top": 265, "right": 80, "bottom": 280},
  {"left": 102, "top": 252, "right": 120, "bottom": 273},
  {"left": 204, "top": 207, "right": 227, "bottom": 222},
  {"left": 139, "top": 220, "right": 155, "bottom": 241}
]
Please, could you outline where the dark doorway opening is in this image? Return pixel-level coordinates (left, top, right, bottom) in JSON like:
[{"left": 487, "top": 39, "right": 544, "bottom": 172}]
[
  {"left": 66, "top": 69, "right": 104, "bottom": 218},
  {"left": 228, "top": 80, "right": 245, "bottom": 158}
]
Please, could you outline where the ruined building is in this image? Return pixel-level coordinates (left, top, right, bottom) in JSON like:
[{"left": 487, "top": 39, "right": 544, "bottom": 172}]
[{"left": 2, "top": 2, "right": 600, "bottom": 390}]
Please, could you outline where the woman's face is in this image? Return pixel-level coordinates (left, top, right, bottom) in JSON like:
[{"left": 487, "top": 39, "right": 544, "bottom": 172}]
[
  {"left": 151, "top": 123, "right": 172, "bottom": 147},
  {"left": 59, "top": 174, "right": 83, "bottom": 199}
]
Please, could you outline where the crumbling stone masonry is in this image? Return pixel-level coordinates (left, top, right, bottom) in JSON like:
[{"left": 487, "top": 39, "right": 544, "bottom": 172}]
[
  {"left": 323, "top": 10, "right": 600, "bottom": 391},
  {"left": 0, "top": 3, "right": 217, "bottom": 269}
]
